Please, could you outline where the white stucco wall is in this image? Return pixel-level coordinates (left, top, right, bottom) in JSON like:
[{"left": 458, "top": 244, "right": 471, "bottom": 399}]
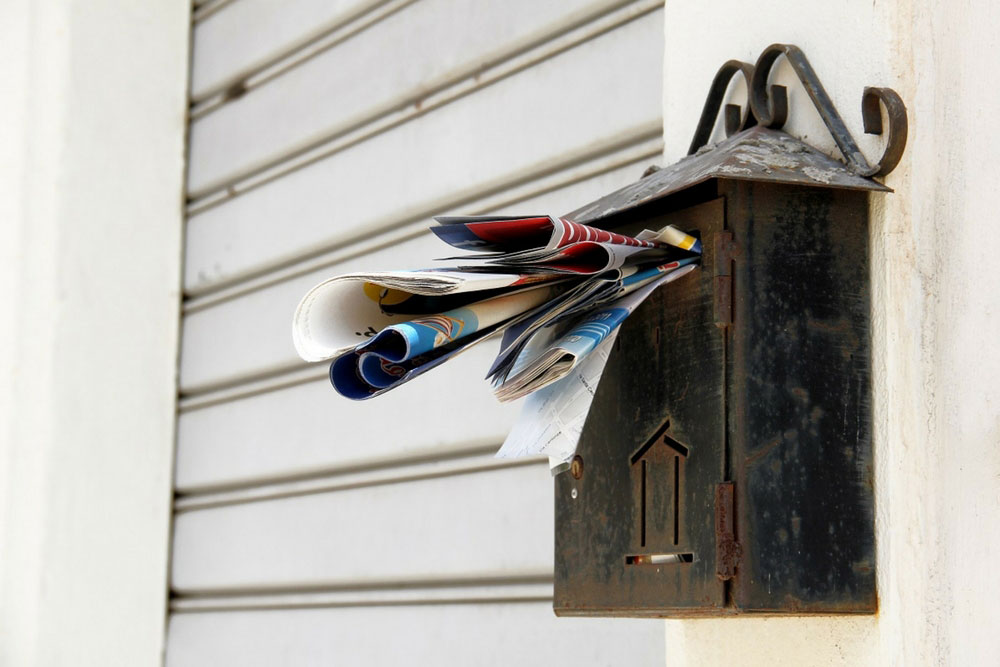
[
  {"left": 662, "top": 1, "right": 1000, "bottom": 665},
  {"left": 0, "top": 2, "right": 189, "bottom": 665}
]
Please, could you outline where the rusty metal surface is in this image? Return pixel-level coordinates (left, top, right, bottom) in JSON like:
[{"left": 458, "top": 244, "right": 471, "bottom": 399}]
[
  {"left": 750, "top": 44, "right": 865, "bottom": 170},
  {"left": 712, "top": 231, "right": 738, "bottom": 328},
  {"left": 688, "top": 59, "right": 756, "bottom": 155},
  {"left": 724, "top": 180, "right": 876, "bottom": 613},
  {"left": 749, "top": 44, "right": 907, "bottom": 178},
  {"left": 567, "top": 126, "right": 889, "bottom": 227},
  {"left": 861, "top": 86, "right": 908, "bottom": 176},
  {"left": 554, "top": 198, "right": 728, "bottom": 617},
  {"left": 714, "top": 482, "right": 740, "bottom": 581}
]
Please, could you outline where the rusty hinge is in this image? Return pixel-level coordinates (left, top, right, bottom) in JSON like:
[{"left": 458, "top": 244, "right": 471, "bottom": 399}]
[
  {"left": 713, "top": 231, "right": 739, "bottom": 328},
  {"left": 715, "top": 482, "right": 742, "bottom": 581}
]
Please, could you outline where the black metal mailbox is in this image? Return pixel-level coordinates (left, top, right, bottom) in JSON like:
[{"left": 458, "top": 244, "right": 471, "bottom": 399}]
[{"left": 553, "top": 45, "right": 907, "bottom": 617}]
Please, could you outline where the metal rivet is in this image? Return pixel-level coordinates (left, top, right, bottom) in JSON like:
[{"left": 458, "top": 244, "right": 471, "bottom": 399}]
[
  {"left": 570, "top": 455, "right": 584, "bottom": 480},
  {"left": 571, "top": 488, "right": 578, "bottom": 499}
]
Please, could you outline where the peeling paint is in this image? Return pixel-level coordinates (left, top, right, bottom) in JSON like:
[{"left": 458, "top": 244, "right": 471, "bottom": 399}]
[{"left": 803, "top": 166, "right": 836, "bottom": 184}]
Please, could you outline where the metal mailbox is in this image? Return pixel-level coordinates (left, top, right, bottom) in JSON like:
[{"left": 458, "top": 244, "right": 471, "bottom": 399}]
[{"left": 553, "top": 45, "right": 907, "bottom": 617}]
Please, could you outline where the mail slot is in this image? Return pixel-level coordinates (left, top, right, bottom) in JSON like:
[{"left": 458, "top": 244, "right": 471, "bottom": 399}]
[{"left": 553, "top": 45, "right": 907, "bottom": 617}]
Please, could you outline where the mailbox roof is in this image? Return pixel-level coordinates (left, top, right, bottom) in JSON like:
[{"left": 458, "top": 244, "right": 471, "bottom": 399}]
[{"left": 567, "top": 126, "right": 890, "bottom": 224}]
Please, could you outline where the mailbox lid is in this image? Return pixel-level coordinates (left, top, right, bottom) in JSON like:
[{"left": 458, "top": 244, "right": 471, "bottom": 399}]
[{"left": 566, "top": 126, "right": 889, "bottom": 227}]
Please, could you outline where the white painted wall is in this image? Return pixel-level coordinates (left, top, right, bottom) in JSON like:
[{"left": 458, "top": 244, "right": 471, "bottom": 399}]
[
  {"left": 662, "top": 1, "right": 1000, "bottom": 664},
  {"left": 0, "top": 2, "right": 189, "bottom": 665}
]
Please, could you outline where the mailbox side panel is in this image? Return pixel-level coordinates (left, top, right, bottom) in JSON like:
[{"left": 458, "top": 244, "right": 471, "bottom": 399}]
[{"left": 724, "top": 181, "right": 876, "bottom": 613}]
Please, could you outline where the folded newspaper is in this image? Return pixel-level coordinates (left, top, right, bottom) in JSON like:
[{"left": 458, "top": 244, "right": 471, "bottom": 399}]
[{"left": 292, "top": 214, "right": 701, "bottom": 472}]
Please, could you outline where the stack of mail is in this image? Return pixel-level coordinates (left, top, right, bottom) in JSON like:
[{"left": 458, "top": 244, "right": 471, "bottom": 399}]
[{"left": 292, "top": 214, "right": 701, "bottom": 470}]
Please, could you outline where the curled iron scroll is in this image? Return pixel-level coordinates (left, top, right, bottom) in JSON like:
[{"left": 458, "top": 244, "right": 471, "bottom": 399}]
[
  {"left": 690, "top": 43, "right": 908, "bottom": 177},
  {"left": 861, "top": 86, "right": 908, "bottom": 176},
  {"left": 687, "top": 60, "right": 756, "bottom": 155}
]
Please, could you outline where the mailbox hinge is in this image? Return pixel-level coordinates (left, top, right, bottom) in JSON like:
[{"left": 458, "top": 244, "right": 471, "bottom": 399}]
[
  {"left": 713, "top": 232, "right": 739, "bottom": 328},
  {"left": 715, "top": 481, "right": 742, "bottom": 580}
]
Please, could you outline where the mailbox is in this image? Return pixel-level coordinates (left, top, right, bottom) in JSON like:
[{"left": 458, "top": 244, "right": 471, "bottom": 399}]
[{"left": 553, "top": 45, "right": 907, "bottom": 617}]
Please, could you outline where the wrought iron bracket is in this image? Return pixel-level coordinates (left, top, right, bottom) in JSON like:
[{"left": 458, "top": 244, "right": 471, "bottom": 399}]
[
  {"left": 687, "top": 60, "right": 756, "bottom": 156},
  {"left": 688, "top": 43, "right": 907, "bottom": 177}
]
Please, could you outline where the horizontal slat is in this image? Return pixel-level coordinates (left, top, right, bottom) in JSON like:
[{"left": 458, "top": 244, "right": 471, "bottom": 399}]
[
  {"left": 190, "top": 0, "right": 382, "bottom": 100},
  {"left": 188, "top": 0, "right": 637, "bottom": 192},
  {"left": 166, "top": 602, "right": 663, "bottom": 666},
  {"left": 172, "top": 580, "right": 554, "bottom": 612},
  {"left": 174, "top": 344, "right": 518, "bottom": 492},
  {"left": 178, "top": 151, "right": 659, "bottom": 394},
  {"left": 179, "top": 364, "right": 328, "bottom": 413},
  {"left": 183, "top": 9, "right": 664, "bottom": 292},
  {"left": 174, "top": 450, "right": 531, "bottom": 511},
  {"left": 171, "top": 464, "right": 553, "bottom": 592}
]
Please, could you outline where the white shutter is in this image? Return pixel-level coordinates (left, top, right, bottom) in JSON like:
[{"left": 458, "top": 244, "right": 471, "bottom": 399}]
[{"left": 170, "top": 1, "right": 667, "bottom": 663}]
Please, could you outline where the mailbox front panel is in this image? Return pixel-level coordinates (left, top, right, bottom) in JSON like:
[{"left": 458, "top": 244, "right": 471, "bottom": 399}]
[{"left": 554, "top": 198, "right": 727, "bottom": 616}]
